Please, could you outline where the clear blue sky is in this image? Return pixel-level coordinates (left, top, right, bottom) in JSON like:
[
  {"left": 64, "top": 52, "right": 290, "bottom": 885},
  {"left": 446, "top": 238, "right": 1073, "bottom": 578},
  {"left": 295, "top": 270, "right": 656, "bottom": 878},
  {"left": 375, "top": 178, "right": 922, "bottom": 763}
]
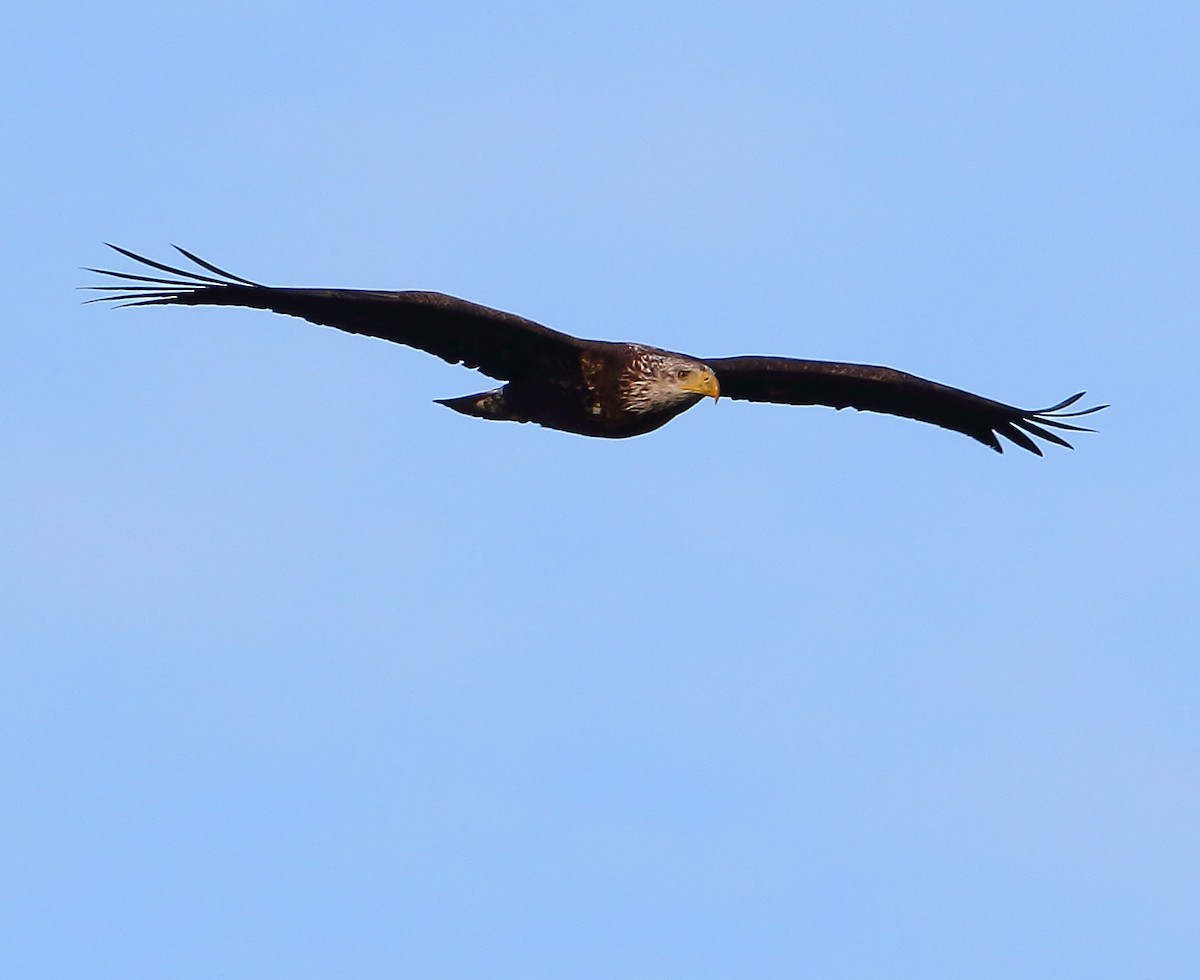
[{"left": 3, "top": 2, "right": 1197, "bottom": 976}]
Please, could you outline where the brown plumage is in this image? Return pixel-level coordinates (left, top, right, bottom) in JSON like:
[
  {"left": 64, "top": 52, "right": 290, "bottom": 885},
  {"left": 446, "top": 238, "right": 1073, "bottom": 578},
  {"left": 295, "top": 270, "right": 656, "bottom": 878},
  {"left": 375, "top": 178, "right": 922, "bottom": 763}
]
[{"left": 85, "top": 245, "right": 1105, "bottom": 453}]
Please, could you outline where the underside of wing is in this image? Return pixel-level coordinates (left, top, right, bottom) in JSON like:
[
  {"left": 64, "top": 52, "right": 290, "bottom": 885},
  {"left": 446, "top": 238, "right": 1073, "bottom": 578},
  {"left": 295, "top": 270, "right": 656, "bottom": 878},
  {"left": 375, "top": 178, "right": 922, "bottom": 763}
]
[
  {"left": 703, "top": 356, "right": 1106, "bottom": 454},
  {"left": 84, "top": 245, "right": 587, "bottom": 383}
]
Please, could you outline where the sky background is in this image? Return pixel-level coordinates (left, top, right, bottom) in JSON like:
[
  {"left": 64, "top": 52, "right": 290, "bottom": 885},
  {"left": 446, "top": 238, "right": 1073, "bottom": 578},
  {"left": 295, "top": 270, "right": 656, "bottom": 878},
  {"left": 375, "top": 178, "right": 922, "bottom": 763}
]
[{"left": 3, "top": 2, "right": 1198, "bottom": 977}]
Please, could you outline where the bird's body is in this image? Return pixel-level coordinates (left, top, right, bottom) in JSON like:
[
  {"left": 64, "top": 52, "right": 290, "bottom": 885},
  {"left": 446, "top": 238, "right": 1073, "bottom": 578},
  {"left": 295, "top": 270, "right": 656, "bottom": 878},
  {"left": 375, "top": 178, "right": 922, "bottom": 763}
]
[
  {"left": 86, "top": 245, "right": 1104, "bottom": 454},
  {"left": 436, "top": 342, "right": 717, "bottom": 439}
]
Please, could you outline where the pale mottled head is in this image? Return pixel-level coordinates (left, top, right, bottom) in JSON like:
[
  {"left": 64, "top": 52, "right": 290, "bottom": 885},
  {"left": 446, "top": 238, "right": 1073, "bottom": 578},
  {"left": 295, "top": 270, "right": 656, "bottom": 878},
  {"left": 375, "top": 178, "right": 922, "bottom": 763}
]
[{"left": 620, "top": 348, "right": 721, "bottom": 415}]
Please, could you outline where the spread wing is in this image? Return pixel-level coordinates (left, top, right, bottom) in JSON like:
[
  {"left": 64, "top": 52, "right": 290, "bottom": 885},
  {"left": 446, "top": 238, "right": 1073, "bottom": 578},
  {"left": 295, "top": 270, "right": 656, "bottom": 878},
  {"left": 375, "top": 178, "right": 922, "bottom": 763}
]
[
  {"left": 85, "top": 245, "right": 586, "bottom": 382},
  {"left": 703, "top": 356, "right": 1105, "bottom": 455}
]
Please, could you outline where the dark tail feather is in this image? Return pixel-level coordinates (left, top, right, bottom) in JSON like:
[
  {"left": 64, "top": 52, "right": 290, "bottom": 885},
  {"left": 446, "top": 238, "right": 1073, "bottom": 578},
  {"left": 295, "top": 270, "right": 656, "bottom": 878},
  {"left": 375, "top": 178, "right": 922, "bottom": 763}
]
[{"left": 434, "top": 389, "right": 519, "bottom": 421}]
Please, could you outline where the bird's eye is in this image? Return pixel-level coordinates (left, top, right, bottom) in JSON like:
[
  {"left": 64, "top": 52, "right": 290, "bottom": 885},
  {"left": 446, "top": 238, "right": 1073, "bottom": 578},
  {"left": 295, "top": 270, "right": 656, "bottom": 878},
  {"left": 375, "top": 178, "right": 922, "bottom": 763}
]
[{"left": 677, "top": 368, "right": 690, "bottom": 379}]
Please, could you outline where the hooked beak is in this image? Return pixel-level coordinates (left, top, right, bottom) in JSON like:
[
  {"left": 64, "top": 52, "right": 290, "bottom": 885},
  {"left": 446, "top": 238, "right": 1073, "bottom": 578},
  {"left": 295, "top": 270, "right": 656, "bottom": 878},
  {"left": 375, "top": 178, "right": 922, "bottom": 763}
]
[{"left": 681, "top": 369, "right": 720, "bottom": 402}]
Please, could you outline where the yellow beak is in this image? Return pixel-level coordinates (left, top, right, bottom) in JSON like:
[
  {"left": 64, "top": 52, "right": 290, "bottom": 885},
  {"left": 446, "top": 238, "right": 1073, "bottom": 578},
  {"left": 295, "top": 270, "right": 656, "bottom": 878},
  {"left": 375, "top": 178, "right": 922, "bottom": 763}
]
[{"left": 682, "top": 370, "right": 721, "bottom": 402}]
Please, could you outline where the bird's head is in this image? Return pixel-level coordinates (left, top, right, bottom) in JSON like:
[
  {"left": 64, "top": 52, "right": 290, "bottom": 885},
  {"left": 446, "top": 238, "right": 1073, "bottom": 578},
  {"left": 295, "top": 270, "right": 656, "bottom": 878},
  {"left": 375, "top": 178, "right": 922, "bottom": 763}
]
[
  {"left": 668, "top": 360, "right": 721, "bottom": 401},
  {"left": 621, "top": 349, "right": 721, "bottom": 414}
]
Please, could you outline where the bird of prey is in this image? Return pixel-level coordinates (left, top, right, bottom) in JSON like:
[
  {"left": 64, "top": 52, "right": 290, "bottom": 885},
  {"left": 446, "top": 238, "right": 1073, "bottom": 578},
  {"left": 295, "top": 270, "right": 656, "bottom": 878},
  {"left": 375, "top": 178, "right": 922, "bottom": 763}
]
[{"left": 86, "top": 245, "right": 1104, "bottom": 454}]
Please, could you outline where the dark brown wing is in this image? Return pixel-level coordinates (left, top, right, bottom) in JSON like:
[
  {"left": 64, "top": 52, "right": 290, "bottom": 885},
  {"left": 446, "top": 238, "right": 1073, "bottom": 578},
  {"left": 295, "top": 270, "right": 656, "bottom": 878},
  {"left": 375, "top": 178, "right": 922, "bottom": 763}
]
[
  {"left": 84, "top": 245, "right": 586, "bottom": 382},
  {"left": 703, "top": 356, "right": 1105, "bottom": 455}
]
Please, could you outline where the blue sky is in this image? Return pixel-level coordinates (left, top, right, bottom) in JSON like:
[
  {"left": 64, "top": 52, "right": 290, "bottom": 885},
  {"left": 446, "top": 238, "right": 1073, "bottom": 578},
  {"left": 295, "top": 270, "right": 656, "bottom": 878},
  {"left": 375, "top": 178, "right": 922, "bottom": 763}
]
[{"left": 3, "top": 2, "right": 1197, "bottom": 976}]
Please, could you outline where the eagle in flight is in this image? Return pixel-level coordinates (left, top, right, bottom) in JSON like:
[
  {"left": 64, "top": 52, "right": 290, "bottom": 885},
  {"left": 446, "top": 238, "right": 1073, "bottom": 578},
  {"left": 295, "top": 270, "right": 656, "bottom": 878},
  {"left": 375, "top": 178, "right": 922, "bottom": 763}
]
[{"left": 87, "top": 245, "right": 1104, "bottom": 454}]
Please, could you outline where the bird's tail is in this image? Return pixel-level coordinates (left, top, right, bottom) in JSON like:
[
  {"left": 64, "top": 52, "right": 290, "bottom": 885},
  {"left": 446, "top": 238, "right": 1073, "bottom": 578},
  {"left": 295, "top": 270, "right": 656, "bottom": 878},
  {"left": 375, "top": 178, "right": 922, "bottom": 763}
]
[{"left": 435, "top": 388, "right": 521, "bottom": 421}]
